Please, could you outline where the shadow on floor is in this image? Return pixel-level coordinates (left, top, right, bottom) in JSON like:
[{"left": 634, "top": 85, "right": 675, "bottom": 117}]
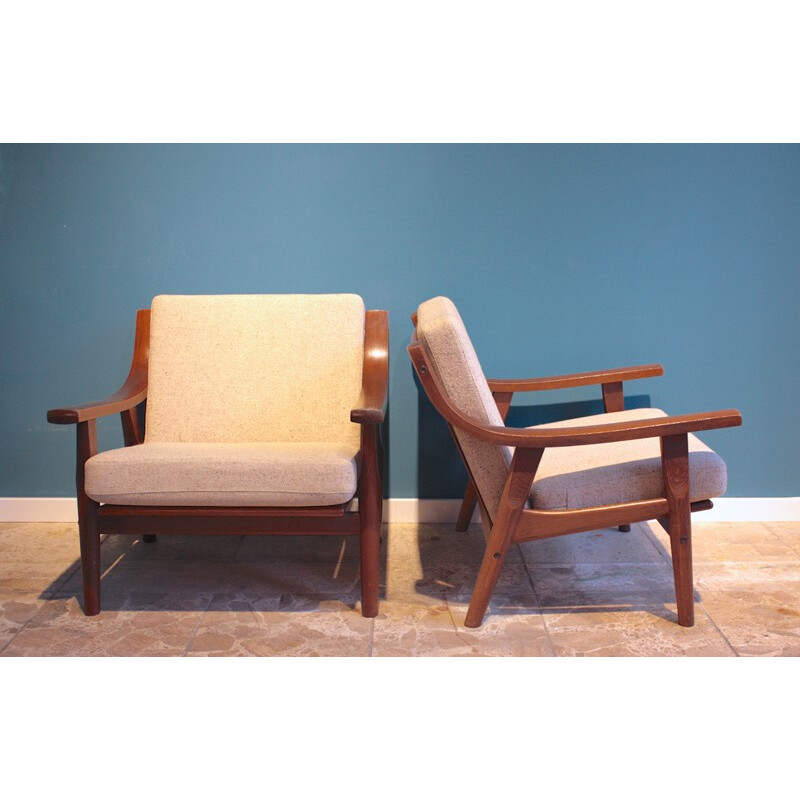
[
  {"left": 41, "top": 532, "right": 389, "bottom": 614},
  {"left": 411, "top": 521, "right": 695, "bottom": 624}
]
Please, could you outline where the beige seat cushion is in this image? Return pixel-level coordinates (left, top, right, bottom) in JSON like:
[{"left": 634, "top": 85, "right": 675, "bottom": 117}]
[
  {"left": 529, "top": 408, "right": 727, "bottom": 510},
  {"left": 146, "top": 294, "right": 364, "bottom": 448},
  {"left": 85, "top": 442, "right": 359, "bottom": 507}
]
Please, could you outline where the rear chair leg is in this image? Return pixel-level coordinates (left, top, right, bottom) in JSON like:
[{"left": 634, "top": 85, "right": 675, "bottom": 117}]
[{"left": 456, "top": 480, "right": 478, "bottom": 532}]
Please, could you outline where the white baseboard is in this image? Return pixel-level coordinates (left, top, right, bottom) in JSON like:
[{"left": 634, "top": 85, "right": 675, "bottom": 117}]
[
  {"left": 0, "top": 498, "right": 79, "bottom": 522},
  {"left": 1, "top": 496, "right": 798, "bottom": 524}
]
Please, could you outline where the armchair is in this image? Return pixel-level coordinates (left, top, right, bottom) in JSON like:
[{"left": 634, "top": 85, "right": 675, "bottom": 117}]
[
  {"left": 409, "top": 296, "right": 741, "bottom": 628},
  {"left": 48, "top": 294, "right": 388, "bottom": 617}
]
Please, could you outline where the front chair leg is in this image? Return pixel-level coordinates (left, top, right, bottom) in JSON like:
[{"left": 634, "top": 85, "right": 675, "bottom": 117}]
[
  {"left": 79, "top": 500, "right": 102, "bottom": 616},
  {"left": 661, "top": 433, "right": 694, "bottom": 627},
  {"left": 358, "top": 425, "right": 382, "bottom": 618},
  {"left": 465, "top": 448, "right": 543, "bottom": 628},
  {"left": 359, "top": 517, "right": 380, "bottom": 618},
  {"left": 75, "top": 420, "right": 101, "bottom": 616}
]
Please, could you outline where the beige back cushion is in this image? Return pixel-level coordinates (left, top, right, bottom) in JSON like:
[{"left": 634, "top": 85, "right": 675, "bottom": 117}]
[
  {"left": 145, "top": 294, "right": 365, "bottom": 446},
  {"left": 416, "top": 297, "right": 512, "bottom": 517}
]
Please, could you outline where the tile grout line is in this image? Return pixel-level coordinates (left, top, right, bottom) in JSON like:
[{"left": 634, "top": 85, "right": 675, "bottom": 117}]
[
  {"left": 696, "top": 601, "right": 740, "bottom": 656},
  {"left": 517, "top": 543, "right": 559, "bottom": 656},
  {"left": 0, "top": 611, "right": 40, "bottom": 656},
  {"left": 181, "top": 594, "right": 216, "bottom": 657}
]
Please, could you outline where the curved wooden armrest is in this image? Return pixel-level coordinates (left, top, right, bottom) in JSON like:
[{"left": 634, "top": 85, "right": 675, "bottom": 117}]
[
  {"left": 481, "top": 409, "right": 742, "bottom": 447},
  {"left": 47, "top": 309, "right": 150, "bottom": 425},
  {"left": 409, "top": 340, "right": 741, "bottom": 447},
  {"left": 351, "top": 309, "right": 389, "bottom": 425},
  {"left": 487, "top": 364, "right": 664, "bottom": 393},
  {"left": 47, "top": 378, "right": 147, "bottom": 424}
]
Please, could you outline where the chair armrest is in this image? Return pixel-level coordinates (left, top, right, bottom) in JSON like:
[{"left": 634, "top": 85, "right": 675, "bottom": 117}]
[
  {"left": 351, "top": 309, "right": 389, "bottom": 425},
  {"left": 480, "top": 409, "right": 742, "bottom": 447},
  {"left": 47, "top": 309, "right": 150, "bottom": 424},
  {"left": 408, "top": 339, "right": 741, "bottom": 447},
  {"left": 487, "top": 364, "right": 663, "bottom": 393},
  {"left": 47, "top": 378, "right": 147, "bottom": 424}
]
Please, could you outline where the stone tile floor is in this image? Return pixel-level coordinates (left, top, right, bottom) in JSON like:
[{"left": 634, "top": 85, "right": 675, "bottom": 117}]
[{"left": 0, "top": 519, "right": 798, "bottom": 656}]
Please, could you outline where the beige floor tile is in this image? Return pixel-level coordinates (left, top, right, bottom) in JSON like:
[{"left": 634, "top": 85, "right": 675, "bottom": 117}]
[
  {"left": 444, "top": 599, "right": 555, "bottom": 656},
  {"left": 372, "top": 596, "right": 553, "bottom": 657},
  {"left": 540, "top": 607, "right": 736, "bottom": 656},
  {"left": 764, "top": 522, "right": 800, "bottom": 555},
  {"left": 371, "top": 599, "right": 463, "bottom": 657},
  {"left": 0, "top": 573, "right": 76, "bottom": 595},
  {"left": 186, "top": 593, "right": 371, "bottom": 656},
  {"left": 523, "top": 560, "right": 737, "bottom": 652},
  {"left": 1, "top": 594, "right": 211, "bottom": 656},
  {"left": 0, "top": 593, "right": 45, "bottom": 651},
  {"left": 643, "top": 521, "right": 797, "bottom": 565},
  {"left": 0, "top": 523, "right": 82, "bottom": 562},
  {"left": 694, "top": 563, "right": 800, "bottom": 656}
]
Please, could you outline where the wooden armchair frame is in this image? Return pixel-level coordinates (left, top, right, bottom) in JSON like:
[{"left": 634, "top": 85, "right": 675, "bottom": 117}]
[
  {"left": 408, "top": 318, "right": 741, "bottom": 628},
  {"left": 48, "top": 308, "right": 389, "bottom": 618}
]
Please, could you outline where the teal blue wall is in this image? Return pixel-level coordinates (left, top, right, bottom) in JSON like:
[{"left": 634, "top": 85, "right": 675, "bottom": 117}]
[{"left": 1, "top": 144, "right": 798, "bottom": 498}]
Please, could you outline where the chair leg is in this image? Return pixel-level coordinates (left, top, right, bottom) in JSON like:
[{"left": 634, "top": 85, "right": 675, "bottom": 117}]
[
  {"left": 142, "top": 534, "right": 157, "bottom": 543},
  {"left": 465, "top": 448, "right": 543, "bottom": 628},
  {"left": 79, "top": 500, "right": 101, "bottom": 616},
  {"left": 359, "top": 515, "right": 380, "bottom": 618},
  {"left": 359, "top": 425, "right": 382, "bottom": 618},
  {"left": 661, "top": 433, "right": 694, "bottom": 627},
  {"left": 455, "top": 480, "right": 478, "bottom": 532},
  {"left": 619, "top": 524, "right": 631, "bottom": 532},
  {"left": 668, "top": 513, "right": 694, "bottom": 627},
  {"left": 465, "top": 537, "right": 512, "bottom": 628}
]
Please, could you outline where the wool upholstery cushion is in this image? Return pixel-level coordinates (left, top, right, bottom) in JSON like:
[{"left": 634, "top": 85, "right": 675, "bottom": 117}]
[
  {"left": 145, "top": 294, "right": 365, "bottom": 448},
  {"left": 416, "top": 296, "right": 512, "bottom": 516},
  {"left": 529, "top": 408, "right": 727, "bottom": 510},
  {"left": 85, "top": 442, "right": 360, "bottom": 506}
]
